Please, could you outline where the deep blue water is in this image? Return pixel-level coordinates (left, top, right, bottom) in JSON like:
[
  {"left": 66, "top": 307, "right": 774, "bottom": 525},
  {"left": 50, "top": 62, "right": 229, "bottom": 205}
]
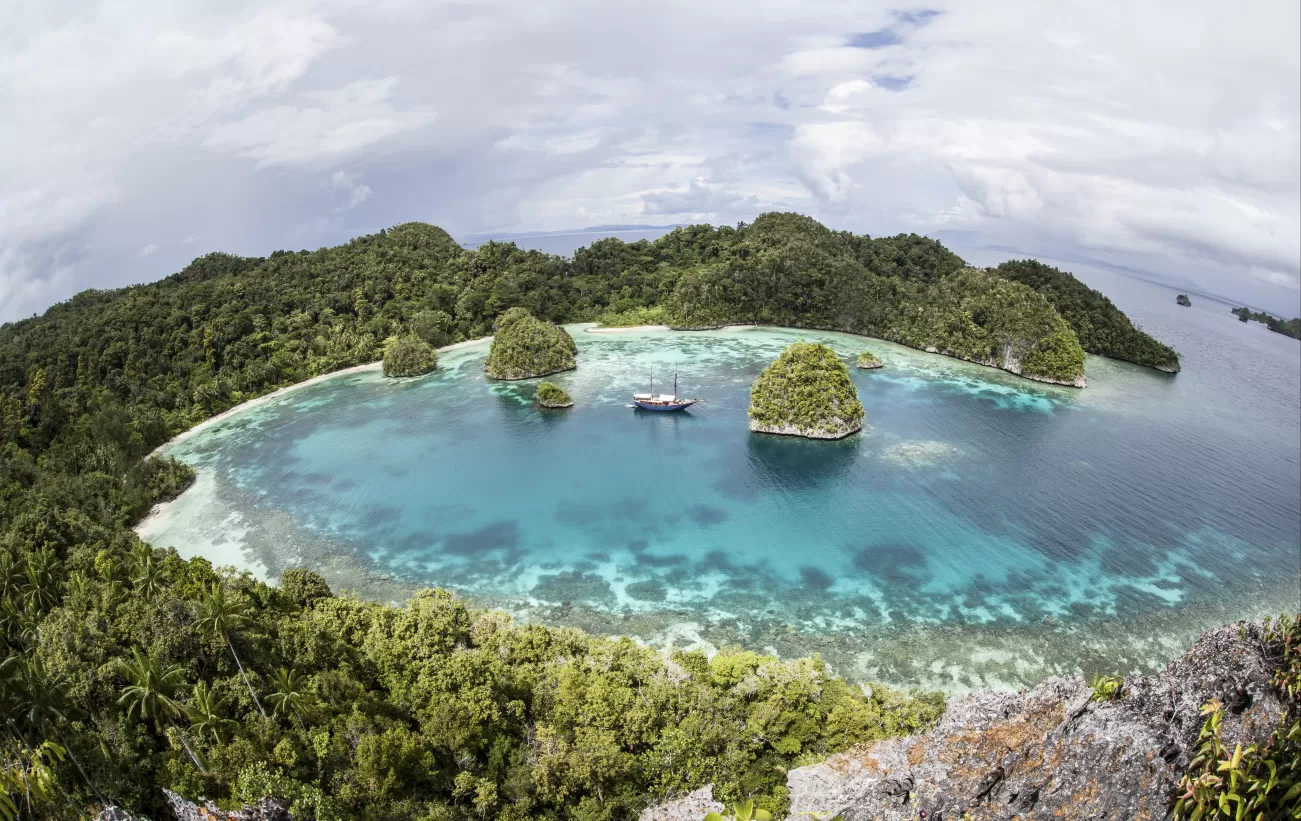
[{"left": 141, "top": 284, "right": 1301, "bottom": 690}]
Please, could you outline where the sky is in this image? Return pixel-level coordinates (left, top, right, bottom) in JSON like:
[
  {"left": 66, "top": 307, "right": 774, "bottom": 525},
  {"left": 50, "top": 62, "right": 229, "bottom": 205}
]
[{"left": 2, "top": 0, "right": 1299, "bottom": 322}]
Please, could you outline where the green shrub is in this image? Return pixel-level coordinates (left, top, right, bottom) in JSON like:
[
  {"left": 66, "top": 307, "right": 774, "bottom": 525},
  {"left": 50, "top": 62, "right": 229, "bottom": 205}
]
[
  {"left": 485, "top": 308, "right": 576, "bottom": 380},
  {"left": 381, "top": 334, "right": 438, "bottom": 377},
  {"left": 749, "top": 343, "right": 865, "bottom": 438},
  {"left": 1173, "top": 614, "right": 1301, "bottom": 820},
  {"left": 1089, "top": 673, "right": 1123, "bottom": 701}
]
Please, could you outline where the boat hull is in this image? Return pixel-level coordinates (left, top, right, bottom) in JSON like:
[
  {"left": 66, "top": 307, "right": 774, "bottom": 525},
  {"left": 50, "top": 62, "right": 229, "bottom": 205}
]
[{"left": 633, "top": 400, "right": 696, "bottom": 412}]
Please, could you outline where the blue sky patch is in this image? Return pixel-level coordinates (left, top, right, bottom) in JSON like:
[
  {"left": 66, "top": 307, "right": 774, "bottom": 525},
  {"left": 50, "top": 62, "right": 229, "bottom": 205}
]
[
  {"left": 849, "top": 9, "right": 941, "bottom": 49},
  {"left": 874, "top": 75, "right": 915, "bottom": 91}
]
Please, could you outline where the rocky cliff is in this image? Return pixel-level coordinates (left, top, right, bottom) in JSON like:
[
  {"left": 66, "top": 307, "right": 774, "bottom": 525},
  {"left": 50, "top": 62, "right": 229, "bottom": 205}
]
[{"left": 645, "top": 620, "right": 1293, "bottom": 820}]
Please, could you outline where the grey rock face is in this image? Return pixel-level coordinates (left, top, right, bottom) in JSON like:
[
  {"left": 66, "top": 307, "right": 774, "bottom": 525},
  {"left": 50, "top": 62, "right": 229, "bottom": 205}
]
[
  {"left": 164, "top": 789, "right": 292, "bottom": 821},
  {"left": 786, "top": 621, "right": 1289, "bottom": 820},
  {"left": 638, "top": 785, "right": 724, "bottom": 821}
]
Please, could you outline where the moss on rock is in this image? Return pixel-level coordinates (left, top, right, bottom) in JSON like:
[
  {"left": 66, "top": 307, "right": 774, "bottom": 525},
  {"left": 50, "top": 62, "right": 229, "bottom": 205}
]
[
  {"left": 536, "top": 381, "right": 573, "bottom": 408},
  {"left": 749, "top": 342, "right": 865, "bottom": 439},
  {"left": 382, "top": 334, "right": 438, "bottom": 377},
  {"left": 485, "top": 308, "right": 577, "bottom": 380}
]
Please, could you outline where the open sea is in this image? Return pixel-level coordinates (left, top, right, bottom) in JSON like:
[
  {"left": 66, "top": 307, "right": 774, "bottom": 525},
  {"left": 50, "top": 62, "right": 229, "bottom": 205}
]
[{"left": 139, "top": 273, "right": 1301, "bottom": 691}]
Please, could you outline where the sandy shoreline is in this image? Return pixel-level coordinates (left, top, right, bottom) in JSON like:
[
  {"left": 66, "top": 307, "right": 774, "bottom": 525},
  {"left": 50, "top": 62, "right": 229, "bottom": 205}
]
[
  {"left": 144, "top": 335, "right": 492, "bottom": 460},
  {"left": 583, "top": 324, "right": 669, "bottom": 334}
]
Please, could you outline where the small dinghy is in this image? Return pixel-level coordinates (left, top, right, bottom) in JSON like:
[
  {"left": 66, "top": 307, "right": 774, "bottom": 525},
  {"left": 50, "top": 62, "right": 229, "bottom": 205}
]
[{"left": 632, "top": 374, "right": 697, "bottom": 411}]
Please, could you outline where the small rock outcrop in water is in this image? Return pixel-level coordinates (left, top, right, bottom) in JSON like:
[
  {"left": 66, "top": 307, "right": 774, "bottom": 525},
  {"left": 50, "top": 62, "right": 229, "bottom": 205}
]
[
  {"left": 856, "top": 350, "right": 883, "bottom": 369},
  {"left": 1177, "top": 293, "right": 1192, "bottom": 306},
  {"left": 785, "top": 621, "right": 1289, "bottom": 820},
  {"left": 485, "top": 307, "right": 577, "bottom": 380},
  {"left": 536, "top": 380, "right": 574, "bottom": 408},
  {"left": 749, "top": 342, "right": 864, "bottom": 439}
]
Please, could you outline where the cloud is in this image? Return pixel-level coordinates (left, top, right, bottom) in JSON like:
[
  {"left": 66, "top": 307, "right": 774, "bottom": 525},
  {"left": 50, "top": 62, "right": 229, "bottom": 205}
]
[
  {"left": 641, "top": 179, "right": 763, "bottom": 217},
  {"left": 331, "top": 170, "right": 373, "bottom": 210},
  {"left": 204, "top": 78, "right": 435, "bottom": 168},
  {"left": 137, "top": 243, "right": 159, "bottom": 257},
  {"left": 1, "top": 0, "right": 1298, "bottom": 323}
]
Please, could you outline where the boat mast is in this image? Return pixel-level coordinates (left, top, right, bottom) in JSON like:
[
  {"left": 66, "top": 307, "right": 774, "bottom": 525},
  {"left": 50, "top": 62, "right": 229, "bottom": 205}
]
[{"left": 674, "top": 372, "right": 678, "bottom": 399}]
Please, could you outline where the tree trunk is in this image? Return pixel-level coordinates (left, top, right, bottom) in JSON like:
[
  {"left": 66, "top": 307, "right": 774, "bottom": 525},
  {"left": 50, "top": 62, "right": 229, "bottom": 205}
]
[
  {"left": 225, "top": 636, "right": 267, "bottom": 718},
  {"left": 171, "top": 723, "right": 207, "bottom": 773}
]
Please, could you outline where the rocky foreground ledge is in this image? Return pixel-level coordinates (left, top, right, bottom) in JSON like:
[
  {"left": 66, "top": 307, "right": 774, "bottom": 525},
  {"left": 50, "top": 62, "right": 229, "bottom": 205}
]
[{"left": 644, "top": 620, "right": 1292, "bottom": 820}]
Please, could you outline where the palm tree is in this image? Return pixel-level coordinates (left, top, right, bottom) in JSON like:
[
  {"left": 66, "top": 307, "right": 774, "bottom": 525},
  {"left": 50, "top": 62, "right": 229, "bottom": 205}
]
[
  {"left": 18, "top": 551, "right": 58, "bottom": 614},
  {"left": 194, "top": 582, "right": 267, "bottom": 718},
  {"left": 116, "top": 649, "right": 206, "bottom": 772},
  {"left": 116, "top": 648, "right": 184, "bottom": 728},
  {"left": 266, "top": 668, "right": 312, "bottom": 724},
  {"left": 131, "top": 549, "right": 166, "bottom": 602},
  {"left": 185, "top": 682, "right": 235, "bottom": 744}
]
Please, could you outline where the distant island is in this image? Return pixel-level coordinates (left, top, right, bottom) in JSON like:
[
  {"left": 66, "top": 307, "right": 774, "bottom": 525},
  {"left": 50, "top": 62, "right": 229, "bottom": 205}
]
[
  {"left": 1232, "top": 306, "right": 1301, "bottom": 340},
  {"left": 1177, "top": 294, "right": 1192, "bottom": 307}
]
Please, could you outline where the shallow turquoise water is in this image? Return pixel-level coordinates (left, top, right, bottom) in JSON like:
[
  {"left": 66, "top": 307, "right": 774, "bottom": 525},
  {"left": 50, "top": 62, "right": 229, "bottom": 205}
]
[{"left": 141, "top": 298, "right": 1301, "bottom": 690}]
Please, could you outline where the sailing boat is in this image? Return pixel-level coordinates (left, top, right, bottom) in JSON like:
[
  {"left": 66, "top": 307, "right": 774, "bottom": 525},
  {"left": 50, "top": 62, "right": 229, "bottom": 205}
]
[{"left": 632, "top": 373, "right": 697, "bottom": 411}]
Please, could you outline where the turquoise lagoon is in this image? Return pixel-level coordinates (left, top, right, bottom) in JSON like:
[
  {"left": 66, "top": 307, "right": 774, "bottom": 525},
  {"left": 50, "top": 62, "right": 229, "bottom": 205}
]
[{"left": 140, "top": 295, "right": 1301, "bottom": 691}]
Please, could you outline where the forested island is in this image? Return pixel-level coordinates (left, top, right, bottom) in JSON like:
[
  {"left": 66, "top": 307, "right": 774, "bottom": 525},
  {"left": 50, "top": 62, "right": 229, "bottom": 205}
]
[
  {"left": 0, "top": 213, "right": 1209, "bottom": 820},
  {"left": 749, "top": 343, "right": 864, "bottom": 439},
  {"left": 1232, "top": 306, "right": 1301, "bottom": 340},
  {"left": 484, "top": 307, "right": 577, "bottom": 380}
]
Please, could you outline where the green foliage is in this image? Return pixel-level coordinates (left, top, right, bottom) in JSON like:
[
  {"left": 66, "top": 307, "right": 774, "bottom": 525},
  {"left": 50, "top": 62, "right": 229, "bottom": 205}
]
[
  {"left": 1173, "top": 614, "right": 1301, "bottom": 821},
  {"left": 1089, "top": 673, "right": 1123, "bottom": 702},
  {"left": 1232, "top": 307, "right": 1301, "bottom": 340},
  {"left": 705, "top": 799, "right": 773, "bottom": 821},
  {"left": 2, "top": 558, "right": 946, "bottom": 819},
  {"left": 485, "top": 308, "right": 577, "bottom": 380},
  {"left": 595, "top": 305, "right": 667, "bottom": 328},
  {"left": 381, "top": 335, "right": 438, "bottom": 378},
  {"left": 0, "top": 740, "right": 64, "bottom": 821},
  {"left": 1173, "top": 705, "right": 1300, "bottom": 820},
  {"left": 280, "top": 568, "right": 332, "bottom": 608},
  {"left": 749, "top": 343, "right": 865, "bottom": 438},
  {"left": 535, "top": 381, "right": 573, "bottom": 408},
  {"left": 994, "top": 260, "right": 1180, "bottom": 370},
  {"left": 855, "top": 351, "right": 882, "bottom": 369},
  {"left": 410, "top": 309, "right": 454, "bottom": 348}
]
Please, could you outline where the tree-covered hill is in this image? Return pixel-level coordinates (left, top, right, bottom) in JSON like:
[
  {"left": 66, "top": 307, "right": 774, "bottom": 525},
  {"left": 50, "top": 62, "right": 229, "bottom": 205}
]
[{"left": 992, "top": 260, "right": 1181, "bottom": 371}]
